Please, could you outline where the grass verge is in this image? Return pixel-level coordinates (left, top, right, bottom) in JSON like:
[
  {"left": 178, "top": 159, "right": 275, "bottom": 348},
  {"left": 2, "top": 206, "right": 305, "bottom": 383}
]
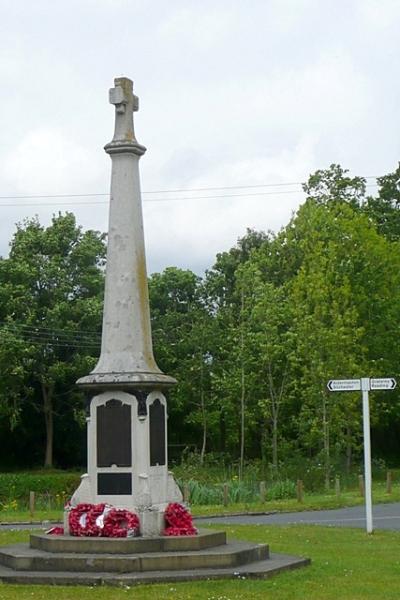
[
  {"left": 191, "top": 483, "right": 400, "bottom": 516},
  {"left": 1, "top": 483, "right": 399, "bottom": 523},
  {"left": 0, "top": 524, "right": 398, "bottom": 599}
]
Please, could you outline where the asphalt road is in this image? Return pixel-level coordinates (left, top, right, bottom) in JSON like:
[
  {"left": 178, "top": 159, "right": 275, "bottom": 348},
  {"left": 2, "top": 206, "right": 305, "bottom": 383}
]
[
  {"left": 196, "top": 502, "right": 400, "bottom": 531},
  {"left": 1, "top": 503, "right": 400, "bottom": 532}
]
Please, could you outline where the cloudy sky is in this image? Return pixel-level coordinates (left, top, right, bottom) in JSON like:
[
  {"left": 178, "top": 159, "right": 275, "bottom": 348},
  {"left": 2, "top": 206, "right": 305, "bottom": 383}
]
[{"left": 1, "top": 0, "right": 399, "bottom": 274}]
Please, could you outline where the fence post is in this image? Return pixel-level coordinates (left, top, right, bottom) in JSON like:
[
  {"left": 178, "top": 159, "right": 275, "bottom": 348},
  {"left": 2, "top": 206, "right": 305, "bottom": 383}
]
[
  {"left": 386, "top": 471, "right": 392, "bottom": 495},
  {"left": 29, "top": 491, "right": 35, "bottom": 518},
  {"left": 296, "top": 480, "right": 304, "bottom": 503},
  {"left": 358, "top": 474, "right": 365, "bottom": 497},
  {"left": 183, "top": 483, "right": 190, "bottom": 504},
  {"left": 223, "top": 483, "right": 229, "bottom": 507},
  {"left": 335, "top": 476, "right": 341, "bottom": 497},
  {"left": 259, "top": 481, "right": 266, "bottom": 504}
]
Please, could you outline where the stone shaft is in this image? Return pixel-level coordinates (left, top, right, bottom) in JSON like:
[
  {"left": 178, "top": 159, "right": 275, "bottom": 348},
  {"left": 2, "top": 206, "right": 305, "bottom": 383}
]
[
  {"left": 77, "top": 77, "right": 175, "bottom": 389},
  {"left": 94, "top": 148, "right": 156, "bottom": 374}
]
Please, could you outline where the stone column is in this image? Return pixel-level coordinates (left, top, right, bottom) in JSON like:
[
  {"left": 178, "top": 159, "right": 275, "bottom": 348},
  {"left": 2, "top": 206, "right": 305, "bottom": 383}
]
[
  {"left": 73, "top": 78, "right": 182, "bottom": 535},
  {"left": 78, "top": 77, "right": 175, "bottom": 389}
]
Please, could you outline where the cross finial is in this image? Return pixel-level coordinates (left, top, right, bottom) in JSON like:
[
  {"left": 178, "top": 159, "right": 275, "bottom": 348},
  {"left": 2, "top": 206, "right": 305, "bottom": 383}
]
[
  {"left": 107, "top": 77, "right": 142, "bottom": 147},
  {"left": 109, "top": 77, "right": 139, "bottom": 113}
]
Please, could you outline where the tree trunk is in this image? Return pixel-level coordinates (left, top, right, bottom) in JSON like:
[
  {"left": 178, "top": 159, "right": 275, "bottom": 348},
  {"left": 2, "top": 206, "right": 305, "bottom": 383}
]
[
  {"left": 42, "top": 381, "right": 54, "bottom": 468},
  {"left": 219, "top": 409, "right": 226, "bottom": 453},
  {"left": 239, "top": 288, "right": 246, "bottom": 482},
  {"left": 322, "top": 393, "right": 330, "bottom": 490},
  {"left": 200, "top": 386, "right": 207, "bottom": 465},
  {"left": 272, "top": 414, "right": 278, "bottom": 469},
  {"left": 346, "top": 425, "right": 352, "bottom": 473},
  {"left": 267, "top": 364, "right": 287, "bottom": 472},
  {"left": 239, "top": 359, "right": 245, "bottom": 481},
  {"left": 260, "top": 417, "right": 268, "bottom": 479}
]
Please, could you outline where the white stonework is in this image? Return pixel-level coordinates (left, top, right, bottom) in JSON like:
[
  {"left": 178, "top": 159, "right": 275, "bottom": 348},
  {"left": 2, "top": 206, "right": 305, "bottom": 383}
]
[{"left": 74, "top": 77, "right": 183, "bottom": 535}]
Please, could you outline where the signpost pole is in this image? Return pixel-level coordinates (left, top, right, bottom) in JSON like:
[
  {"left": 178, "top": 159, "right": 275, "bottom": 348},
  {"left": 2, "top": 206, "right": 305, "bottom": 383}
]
[
  {"left": 327, "top": 376, "right": 396, "bottom": 534},
  {"left": 361, "top": 378, "right": 373, "bottom": 534}
]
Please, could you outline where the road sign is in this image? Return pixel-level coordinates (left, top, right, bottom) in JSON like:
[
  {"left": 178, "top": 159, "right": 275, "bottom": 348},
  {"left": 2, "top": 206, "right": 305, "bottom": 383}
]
[
  {"left": 327, "top": 374, "right": 397, "bottom": 534},
  {"left": 327, "top": 379, "right": 361, "bottom": 392},
  {"left": 370, "top": 378, "right": 396, "bottom": 390}
]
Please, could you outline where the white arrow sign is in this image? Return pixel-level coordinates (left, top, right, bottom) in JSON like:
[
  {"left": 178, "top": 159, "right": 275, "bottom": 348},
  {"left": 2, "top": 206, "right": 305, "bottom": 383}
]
[
  {"left": 327, "top": 379, "right": 361, "bottom": 392},
  {"left": 370, "top": 378, "right": 396, "bottom": 390}
]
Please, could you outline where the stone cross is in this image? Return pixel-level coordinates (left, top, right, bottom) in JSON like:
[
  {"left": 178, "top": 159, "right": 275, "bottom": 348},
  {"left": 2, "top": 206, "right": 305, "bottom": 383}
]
[{"left": 108, "top": 78, "right": 139, "bottom": 145}]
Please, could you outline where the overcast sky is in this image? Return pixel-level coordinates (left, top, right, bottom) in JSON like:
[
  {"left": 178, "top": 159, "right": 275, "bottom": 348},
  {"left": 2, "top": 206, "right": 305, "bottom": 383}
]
[{"left": 1, "top": 0, "right": 399, "bottom": 274}]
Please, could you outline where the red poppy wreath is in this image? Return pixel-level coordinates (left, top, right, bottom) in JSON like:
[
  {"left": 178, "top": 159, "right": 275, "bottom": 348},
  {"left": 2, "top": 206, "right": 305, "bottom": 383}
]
[
  {"left": 163, "top": 502, "right": 197, "bottom": 536},
  {"left": 67, "top": 503, "right": 140, "bottom": 538}
]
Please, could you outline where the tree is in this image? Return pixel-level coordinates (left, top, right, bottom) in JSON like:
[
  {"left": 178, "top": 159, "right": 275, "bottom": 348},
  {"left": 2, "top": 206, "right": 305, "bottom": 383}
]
[
  {"left": 287, "top": 196, "right": 400, "bottom": 480},
  {"left": 203, "top": 229, "right": 271, "bottom": 466},
  {"left": 303, "top": 163, "right": 367, "bottom": 207},
  {"left": 149, "top": 267, "right": 216, "bottom": 462},
  {"left": 362, "top": 163, "right": 400, "bottom": 241},
  {"left": 0, "top": 213, "right": 106, "bottom": 467},
  {"left": 252, "top": 281, "right": 293, "bottom": 470}
]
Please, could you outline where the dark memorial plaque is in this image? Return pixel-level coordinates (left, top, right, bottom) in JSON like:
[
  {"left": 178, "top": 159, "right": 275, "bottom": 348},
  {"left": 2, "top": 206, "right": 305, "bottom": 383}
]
[
  {"left": 97, "top": 399, "right": 132, "bottom": 467},
  {"left": 150, "top": 398, "right": 166, "bottom": 466},
  {"left": 97, "top": 473, "right": 132, "bottom": 495}
]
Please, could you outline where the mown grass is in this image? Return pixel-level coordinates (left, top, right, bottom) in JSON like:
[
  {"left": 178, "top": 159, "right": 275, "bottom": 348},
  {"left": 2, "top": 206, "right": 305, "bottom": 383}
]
[{"left": 0, "top": 524, "right": 398, "bottom": 599}]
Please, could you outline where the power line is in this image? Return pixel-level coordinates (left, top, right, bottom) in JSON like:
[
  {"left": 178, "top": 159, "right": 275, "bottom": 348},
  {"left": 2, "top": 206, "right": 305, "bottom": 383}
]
[
  {"left": 142, "top": 176, "right": 379, "bottom": 193},
  {"left": 0, "top": 184, "right": 379, "bottom": 209},
  {"left": 0, "top": 323, "right": 101, "bottom": 344},
  {"left": 0, "top": 322, "right": 101, "bottom": 337},
  {"left": 0, "top": 189, "right": 302, "bottom": 208},
  {"left": 0, "top": 174, "right": 380, "bottom": 201},
  {"left": 0, "top": 332, "right": 100, "bottom": 350},
  {"left": 0, "top": 331, "right": 100, "bottom": 348}
]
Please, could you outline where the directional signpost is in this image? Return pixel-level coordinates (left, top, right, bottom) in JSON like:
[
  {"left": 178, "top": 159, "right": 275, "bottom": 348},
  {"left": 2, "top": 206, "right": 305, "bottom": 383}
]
[
  {"left": 370, "top": 378, "right": 396, "bottom": 390},
  {"left": 327, "top": 379, "right": 361, "bottom": 392},
  {"left": 327, "top": 376, "right": 397, "bottom": 534}
]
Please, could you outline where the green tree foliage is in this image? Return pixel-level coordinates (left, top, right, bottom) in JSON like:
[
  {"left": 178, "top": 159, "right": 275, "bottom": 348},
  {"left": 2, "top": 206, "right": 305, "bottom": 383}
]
[
  {"left": 149, "top": 268, "right": 217, "bottom": 462},
  {"left": 0, "top": 213, "right": 106, "bottom": 467},
  {"left": 2, "top": 163, "right": 400, "bottom": 473},
  {"left": 362, "top": 163, "right": 400, "bottom": 241}
]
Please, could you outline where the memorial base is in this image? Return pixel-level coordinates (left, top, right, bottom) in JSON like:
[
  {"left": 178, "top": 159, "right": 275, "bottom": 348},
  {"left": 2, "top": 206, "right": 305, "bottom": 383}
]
[{"left": 0, "top": 530, "right": 310, "bottom": 586}]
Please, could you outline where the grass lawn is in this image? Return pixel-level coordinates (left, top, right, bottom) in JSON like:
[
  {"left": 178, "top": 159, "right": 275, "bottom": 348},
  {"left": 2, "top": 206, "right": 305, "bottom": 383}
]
[{"left": 0, "top": 524, "right": 398, "bottom": 599}]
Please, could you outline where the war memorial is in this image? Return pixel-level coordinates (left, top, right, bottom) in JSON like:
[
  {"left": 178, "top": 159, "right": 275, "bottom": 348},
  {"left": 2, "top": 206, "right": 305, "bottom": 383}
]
[{"left": 0, "top": 77, "right": 309, "bottom": 585}]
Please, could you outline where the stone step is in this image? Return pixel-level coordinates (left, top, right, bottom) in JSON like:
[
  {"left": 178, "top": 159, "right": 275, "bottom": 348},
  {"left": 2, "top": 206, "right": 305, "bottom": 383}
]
[
  {"left": 30, "top": 529, "right": 226, "bottom": 554},
  {"left": 0, "top": 540, "right": 269, "bottom": 573},
  {"left": 0, "top": 552, "right": 310, "bottom": 586}
]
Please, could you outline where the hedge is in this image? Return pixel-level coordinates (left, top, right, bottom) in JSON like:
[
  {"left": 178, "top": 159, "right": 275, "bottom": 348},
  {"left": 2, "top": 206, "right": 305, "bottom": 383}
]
[{"left": 0, "top": 471, "right": 81, "bottom": 502}]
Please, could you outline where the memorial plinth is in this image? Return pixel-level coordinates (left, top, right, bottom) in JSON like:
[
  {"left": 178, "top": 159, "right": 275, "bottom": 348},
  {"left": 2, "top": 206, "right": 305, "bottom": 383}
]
[{"left": 74, "top": 78, "right": 182, "bottom": 535}]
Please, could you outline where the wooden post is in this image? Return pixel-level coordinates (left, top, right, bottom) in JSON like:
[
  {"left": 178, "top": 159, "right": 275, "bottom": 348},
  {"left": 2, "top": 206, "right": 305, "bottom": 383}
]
[
  {"left": 335, "top": 476, "right": 341, "bottom": 497},
  {"left": 260, "top": 481, "right": 266, "bottom": 504},
  {"left": 223, "top": 483, "right": 229, "bottom": 507},
  {"left": 358, "top": 474, "right": 365, "bottom": 497},
  {"left": 386, "top": 471, "right": 392, "bottom": 495},
  {"left": 29, "top": 491, "right": 35, "bottom": 518},
  {"left": 183, "top": 483, "right": 190, "bottom": 504},
  {"left": 296, "top": 480, "right": 304, "bottom": 503}
]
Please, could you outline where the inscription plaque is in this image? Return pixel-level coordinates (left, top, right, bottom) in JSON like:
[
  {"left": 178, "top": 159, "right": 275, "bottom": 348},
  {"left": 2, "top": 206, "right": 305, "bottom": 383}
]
[
  {"left": 97, "top": 473, "right": 132, "bottom": 495},
  {"left": 97, "top": 399, "right": 132, "bottom": 467},
  {"left": 150, "top": 398, "right": 166, "bottom": 466}
]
